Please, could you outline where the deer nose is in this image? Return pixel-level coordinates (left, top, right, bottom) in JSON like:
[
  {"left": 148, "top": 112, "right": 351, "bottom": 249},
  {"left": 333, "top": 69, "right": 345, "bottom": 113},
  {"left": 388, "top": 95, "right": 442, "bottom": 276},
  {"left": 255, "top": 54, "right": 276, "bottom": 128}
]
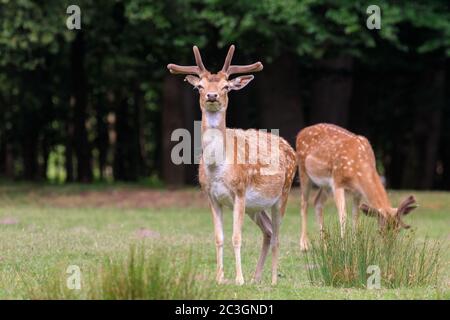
[{"left": 206, "top": 93, "right": 218, "bottom": 101}]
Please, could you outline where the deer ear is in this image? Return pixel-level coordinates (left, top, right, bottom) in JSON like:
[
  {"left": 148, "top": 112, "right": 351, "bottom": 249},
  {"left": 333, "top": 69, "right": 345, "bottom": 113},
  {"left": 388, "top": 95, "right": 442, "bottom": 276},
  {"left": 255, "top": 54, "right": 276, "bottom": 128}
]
[
  {"left": 229, "top": 75, "right": 254, "bottom": 91},
  {"left": 184, "top": 75, "right": 201, "bottom": 87},
  {"left": 360, "top": 203, "right": 379, "bottom": 217}
]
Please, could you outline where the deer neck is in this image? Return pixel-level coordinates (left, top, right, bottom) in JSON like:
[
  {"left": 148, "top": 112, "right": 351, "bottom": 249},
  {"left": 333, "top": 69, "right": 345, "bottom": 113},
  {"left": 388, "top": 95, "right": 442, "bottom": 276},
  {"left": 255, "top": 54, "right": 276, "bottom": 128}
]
[
  {"left": 359, "top": 171, "right": 394, "bottom": 216},
  {"left": 201, "top": 109, "right": 227, "bottom": 166}
]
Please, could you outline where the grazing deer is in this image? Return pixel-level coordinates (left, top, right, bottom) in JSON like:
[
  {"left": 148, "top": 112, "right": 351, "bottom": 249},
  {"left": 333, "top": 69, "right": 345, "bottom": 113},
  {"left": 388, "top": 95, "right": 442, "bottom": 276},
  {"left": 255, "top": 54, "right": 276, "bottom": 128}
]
[
  {"left": 296, "top": 123, "right": 417, "bottom": 250},
  {"left": 167, "top": 45, "right": 296, "bottom": 285}
]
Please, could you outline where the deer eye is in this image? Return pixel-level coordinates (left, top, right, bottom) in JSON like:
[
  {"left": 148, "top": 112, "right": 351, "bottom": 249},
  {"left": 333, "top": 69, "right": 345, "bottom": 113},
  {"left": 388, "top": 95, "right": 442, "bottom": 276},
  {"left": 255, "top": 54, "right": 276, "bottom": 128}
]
[
  {"left": 223, "top": 85, "right": 229, "bottom": 91},
  {"left": 194, "top": 85, "right": 203, "bottom": 91}
]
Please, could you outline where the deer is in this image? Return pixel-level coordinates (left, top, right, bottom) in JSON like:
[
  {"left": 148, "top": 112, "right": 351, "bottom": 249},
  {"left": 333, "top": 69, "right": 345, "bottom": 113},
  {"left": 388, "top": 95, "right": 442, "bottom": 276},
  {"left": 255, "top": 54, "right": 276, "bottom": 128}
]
[
  {"left": 296, "top": 123, "right": 417, "bottom": 251},
  {"left": 167, "top": 45, "right": 297, "bottom": 285}
]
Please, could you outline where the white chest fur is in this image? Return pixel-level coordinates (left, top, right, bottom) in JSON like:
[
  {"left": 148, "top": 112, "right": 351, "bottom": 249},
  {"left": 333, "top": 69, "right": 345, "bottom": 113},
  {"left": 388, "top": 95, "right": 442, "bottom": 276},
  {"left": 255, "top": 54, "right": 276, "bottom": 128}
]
[
  {"left": 204, "top": 111, "right": 223, "bottom": 128},
  {"left": 207, "top": 164, "right": 234, "bottom": 208}
]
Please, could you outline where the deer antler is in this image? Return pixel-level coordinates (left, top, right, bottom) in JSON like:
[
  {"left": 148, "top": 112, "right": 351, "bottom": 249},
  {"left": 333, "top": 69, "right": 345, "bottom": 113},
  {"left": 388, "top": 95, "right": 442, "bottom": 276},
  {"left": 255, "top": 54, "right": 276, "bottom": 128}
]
[
  {"left": 167, "top": 46, "right": 208, "bottom": 75},
  {"left": 221, "top": 45, "right": 263, "bottom": 77},
  {"left": 396, "top": 195, "right": 417, "bottom": 229},
  {"left": 397, "top": 195, "right": 418, "bottom": 216}
]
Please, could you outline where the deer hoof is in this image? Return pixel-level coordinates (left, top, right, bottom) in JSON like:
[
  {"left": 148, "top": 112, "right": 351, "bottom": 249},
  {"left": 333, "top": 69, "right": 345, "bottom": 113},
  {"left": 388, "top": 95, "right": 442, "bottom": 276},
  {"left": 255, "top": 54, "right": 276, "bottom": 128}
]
[
  {"left": 235, "top": 276, "right": 244, "bottom": 286},
  {"left": 216, "top": 272, "right": 226, "bottom": 284},
  {"left": 300, "top": 238, "right": 310, "bottom": 251}
]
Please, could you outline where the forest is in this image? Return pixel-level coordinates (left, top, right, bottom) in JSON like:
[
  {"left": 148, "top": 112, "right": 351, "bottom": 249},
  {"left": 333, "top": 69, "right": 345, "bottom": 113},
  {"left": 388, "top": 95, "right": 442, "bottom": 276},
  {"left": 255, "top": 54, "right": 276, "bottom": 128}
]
[{"left": 1, "top": 0, "right": 449, "bottom": 189}]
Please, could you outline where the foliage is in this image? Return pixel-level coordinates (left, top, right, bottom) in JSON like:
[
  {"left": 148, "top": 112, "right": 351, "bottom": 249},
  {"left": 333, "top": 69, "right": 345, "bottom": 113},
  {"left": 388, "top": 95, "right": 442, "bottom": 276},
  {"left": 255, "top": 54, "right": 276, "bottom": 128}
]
[
  {"left": 0, "top": 0, "right": 449, "bottom": 186},
  {"left": 305, "top": 220, "right": 443, "bottom": 288}
]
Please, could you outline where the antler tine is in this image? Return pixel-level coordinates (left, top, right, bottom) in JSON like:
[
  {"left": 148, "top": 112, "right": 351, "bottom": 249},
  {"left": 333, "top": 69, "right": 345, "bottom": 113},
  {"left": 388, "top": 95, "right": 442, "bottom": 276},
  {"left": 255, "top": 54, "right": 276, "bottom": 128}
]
[
  {"left": 166, "top": 45, "right": 207, "bottom": 75},
  {"left": 193, "top": 46, "right": 206, "bottom": 73},
  {"left": 167, "top": 64, "right": 200, "bottom": 75},
  {"left": 221, "top": 45, "right": 235, "bottom": 73},
  {"left": 228, "top": 62, "right": 264, "bottom": 76},
  {"left": 219, "top": 44, "right": 263, "bottom": 76},
  {"left": 400, "top": 195, "right": 416, "bottom": 209},
  {"left": 397, "top": 195, "right": 418, "bottom": 217}
]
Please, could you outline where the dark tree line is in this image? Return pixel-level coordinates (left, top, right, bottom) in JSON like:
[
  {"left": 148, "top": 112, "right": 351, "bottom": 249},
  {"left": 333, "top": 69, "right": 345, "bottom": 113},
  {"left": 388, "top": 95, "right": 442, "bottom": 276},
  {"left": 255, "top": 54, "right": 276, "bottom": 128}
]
[{"left": 0, "top": 1, "right": 449, "bottom": 190}]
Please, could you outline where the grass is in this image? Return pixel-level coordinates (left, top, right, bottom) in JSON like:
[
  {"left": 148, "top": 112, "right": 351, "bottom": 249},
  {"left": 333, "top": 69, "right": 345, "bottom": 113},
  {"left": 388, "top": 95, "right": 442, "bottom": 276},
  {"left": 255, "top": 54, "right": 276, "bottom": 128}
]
[
  {"left": 24, "top": 245, "right": 219, "bottom": 299},
  {"left": 305, "top": 221, "right": 442, "bottom": 288},
  {"left": 0, "top": 183, "right": 448, "bottom": 299}
]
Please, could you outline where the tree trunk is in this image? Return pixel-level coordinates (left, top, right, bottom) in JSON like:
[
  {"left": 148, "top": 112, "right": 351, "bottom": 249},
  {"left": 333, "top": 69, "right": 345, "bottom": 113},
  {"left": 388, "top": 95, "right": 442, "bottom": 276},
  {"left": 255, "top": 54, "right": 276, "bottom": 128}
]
[
  {"left": 134, "top": 88, "right": 145, "bottom": 178},
  {"left": 348, "top": 63, "right": 372, "bottom": 136},
  {"left": 2, "top": 143, "right": 14, "bottom": 179},
  {"left": 161, "top": 75, "right": 186, "bottom": 187},
  {"left": 40, "top": 136, "right": 50, "bottom": 180},
  {"left": 258, "top": 54, "right": 305, "bottom": 147},
  {"left": 95, "top": 94, "right": 109, "bottom": 181},
  {"left": 440, "top": 60, "right": 450, "bottom": 190},
  {"left": 71, "top": 32, "right": 92, "bottom": 182},
  {"left": 180, "top": 82, "right": 198, "bottom": 185},
  {"left": 22, "top": 122, "right": 39, "bottom": 180},
  {"left": 65, "top": 121, "right": 74, "bottom": 182},
  {"left": 310, "top": 56, "right": 354, "bottom": 127},
  {"left": 413, "top": 65, "right": 445, "bottom": 189}
]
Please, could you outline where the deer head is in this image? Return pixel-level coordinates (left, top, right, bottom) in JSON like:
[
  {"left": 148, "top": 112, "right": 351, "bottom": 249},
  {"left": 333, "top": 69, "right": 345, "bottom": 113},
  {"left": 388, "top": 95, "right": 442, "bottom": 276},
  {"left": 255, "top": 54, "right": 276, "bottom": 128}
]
[
  {"left": 167, "top": 45, "right": 263, "bottom": 112},
  {"left": 360, "top": 195, "right": 418, "bottom": 231}
]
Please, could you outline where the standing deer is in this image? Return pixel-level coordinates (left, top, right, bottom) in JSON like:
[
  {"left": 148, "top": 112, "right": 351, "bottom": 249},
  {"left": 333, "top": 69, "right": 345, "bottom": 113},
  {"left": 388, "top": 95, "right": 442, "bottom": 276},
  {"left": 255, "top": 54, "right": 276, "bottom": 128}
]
[
  {"left": 296, "top": 123, "right": 417, "bottom": 250},
  {"left": 167, "top": 45, "right": 296, "bottom": 285}
]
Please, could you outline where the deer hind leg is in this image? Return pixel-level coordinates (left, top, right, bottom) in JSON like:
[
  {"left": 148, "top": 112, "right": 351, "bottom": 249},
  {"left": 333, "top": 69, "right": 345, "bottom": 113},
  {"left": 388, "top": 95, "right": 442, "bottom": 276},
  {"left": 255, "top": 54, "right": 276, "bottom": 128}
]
[
  {"left": 333, "top": 186, "right": 347, "bottom": 238},
  {"left": 232, "top": 194, "right": 246, "bottom": 285},
  {"left": 299, "top": 168, "right": 312, "bottom": 251},
  {"left": 314, "top": 187, "right": 328, "bottom": 239},
  {"left": 352, "top": 193, "right": 361, "bottom": 229},
  {"left": 270, "top": 204, "right": 281, "bottom": 285},
  {"left": 249, "top": 211, "right": 272, "bottom": 283},
  {"left": 209, "top": 196, "right": 225, "bottom": 284}
]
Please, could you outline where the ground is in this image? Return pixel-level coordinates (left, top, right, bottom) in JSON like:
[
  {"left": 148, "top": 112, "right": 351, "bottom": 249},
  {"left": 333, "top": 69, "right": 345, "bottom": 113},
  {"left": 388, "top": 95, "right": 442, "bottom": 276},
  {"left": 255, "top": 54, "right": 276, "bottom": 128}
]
[{"left": 0, "top": 183, "right": 448, "bottom": 299}]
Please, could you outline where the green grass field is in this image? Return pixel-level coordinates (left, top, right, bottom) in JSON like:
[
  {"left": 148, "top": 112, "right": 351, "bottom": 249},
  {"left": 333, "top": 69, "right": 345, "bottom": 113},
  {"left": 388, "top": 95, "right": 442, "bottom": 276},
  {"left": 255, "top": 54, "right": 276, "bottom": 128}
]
[{"left": 0, "top": 183, "right": 448, "bottom": 299}]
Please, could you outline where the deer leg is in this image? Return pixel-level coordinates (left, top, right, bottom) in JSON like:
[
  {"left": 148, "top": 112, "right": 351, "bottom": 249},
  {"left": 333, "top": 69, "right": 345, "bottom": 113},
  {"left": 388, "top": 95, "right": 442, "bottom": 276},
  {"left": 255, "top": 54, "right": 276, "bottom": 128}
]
[
  {"left": 333, "top": 187, "right": 347, "bottom": 238},
  {"left": 270, "top": 204, "right": 281, "bottom": 285},
  {"left": 209, "top": 197, "right": 224, "bottom": 284},
  {"left": 232, "top": 194, "right": 246, "bottom": 285},
  {"left": 314, "top": 187, "right": 328, "bottom": 239},
  {"left": 249, "top": 211, "right": 272, "bottom": 283},
  {"left": 352, "top": 193, "right": 361, "bottom": 229},
  {"left": 299, "top": 169, "right": 312, "bottom": 251}
]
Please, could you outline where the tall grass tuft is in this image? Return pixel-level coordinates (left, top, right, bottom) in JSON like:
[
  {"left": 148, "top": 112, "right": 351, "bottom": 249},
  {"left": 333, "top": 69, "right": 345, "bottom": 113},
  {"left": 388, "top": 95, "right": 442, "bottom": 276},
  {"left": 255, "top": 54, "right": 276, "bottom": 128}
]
[
  {"left": 89, "top": 245, "right": 216, "bottom": 299},
  {"left": 305, "top": 220, "right": 442, "bottom": 288},
  {"left": 24, "top": 244, "right": 220, "bottom": 299}
]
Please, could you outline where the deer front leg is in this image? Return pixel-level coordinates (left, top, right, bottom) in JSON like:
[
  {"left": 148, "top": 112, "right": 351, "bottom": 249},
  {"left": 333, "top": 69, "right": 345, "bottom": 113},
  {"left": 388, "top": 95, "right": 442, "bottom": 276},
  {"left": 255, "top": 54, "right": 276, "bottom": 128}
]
[
  {"left": 209, "top": 197, "right": 224, "bottom": 284},
  {"left": 232, "top": 193, "right": 246, "bottom": 285},
  {"left": 333, "top": 187, "right": 347, "bottom": 238}
]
